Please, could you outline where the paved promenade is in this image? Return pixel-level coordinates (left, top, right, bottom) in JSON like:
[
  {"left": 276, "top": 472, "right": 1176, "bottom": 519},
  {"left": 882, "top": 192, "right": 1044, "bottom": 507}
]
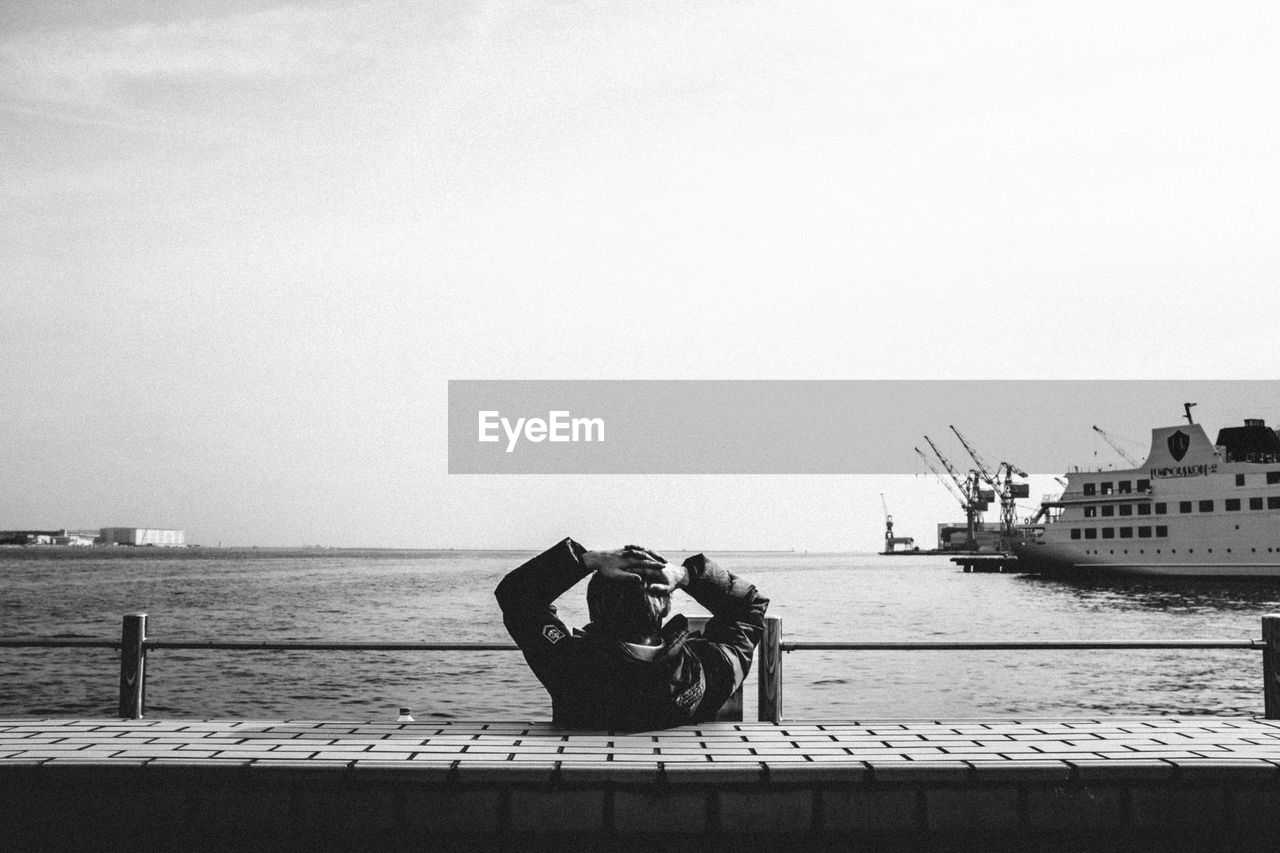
[
  {"left": 6, "top": 717, "right": 1280, "bottom": 850},
  {"left": 5, "top": 716, "right": 1280, "bottom": 771}
]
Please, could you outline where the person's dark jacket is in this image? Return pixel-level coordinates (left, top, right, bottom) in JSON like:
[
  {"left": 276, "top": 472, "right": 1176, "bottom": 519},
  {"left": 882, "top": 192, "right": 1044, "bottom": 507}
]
[{"left": 495, "top": 538, "right": 769, "bottom": 730}]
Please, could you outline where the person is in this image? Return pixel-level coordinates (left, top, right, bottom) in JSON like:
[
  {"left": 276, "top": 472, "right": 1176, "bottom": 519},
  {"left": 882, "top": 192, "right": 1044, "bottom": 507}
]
[{"left": 495, "top": 538, "right": 769, "bottom": 730}]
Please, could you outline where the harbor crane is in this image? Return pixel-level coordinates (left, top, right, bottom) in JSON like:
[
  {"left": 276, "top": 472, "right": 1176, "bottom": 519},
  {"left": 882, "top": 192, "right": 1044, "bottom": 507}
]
[
  {"left": 1092, "top": 425, "right": 1139, "bottom": 468},
  {"left": 949, "top": 425, "right": 1030, "bottom": 541},
  {"left": 879, "top": 493, "right": 916, "bottom": 553},
  {"left": 918, "top": 437, "right": 988, "bottom": 550}
]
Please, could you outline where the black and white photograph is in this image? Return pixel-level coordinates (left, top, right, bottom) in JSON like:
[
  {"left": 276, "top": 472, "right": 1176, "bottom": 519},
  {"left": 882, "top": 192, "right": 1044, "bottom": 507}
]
[{"left": 3, "top": 1, "right": 1280, "bottom": 850}]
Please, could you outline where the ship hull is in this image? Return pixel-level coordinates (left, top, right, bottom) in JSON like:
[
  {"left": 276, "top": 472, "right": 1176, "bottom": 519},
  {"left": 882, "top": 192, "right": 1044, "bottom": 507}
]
[{"left": 1013, "top": 541, "right": 1280, "bottom": 578}]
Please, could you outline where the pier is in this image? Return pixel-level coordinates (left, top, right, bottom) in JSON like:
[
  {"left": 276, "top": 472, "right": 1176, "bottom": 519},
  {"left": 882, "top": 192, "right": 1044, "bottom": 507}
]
[
  {"left": 952, "top": 554, "right": 1021, "bottom": 573},
  {"left": 9, "top": 615, "right": 1280, "bottom": 848},
  {"left": 5, "top": 716, "right": 1280, "bottom": 849}
]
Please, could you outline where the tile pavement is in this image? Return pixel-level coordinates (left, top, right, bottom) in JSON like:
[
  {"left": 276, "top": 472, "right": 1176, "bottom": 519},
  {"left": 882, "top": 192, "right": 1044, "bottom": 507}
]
[
  {"left": 9, "top": 718, "right": 1280, "bottom": 846},
  {"left": 4, "top": 717, "right": 1280, "bottom": 777}
]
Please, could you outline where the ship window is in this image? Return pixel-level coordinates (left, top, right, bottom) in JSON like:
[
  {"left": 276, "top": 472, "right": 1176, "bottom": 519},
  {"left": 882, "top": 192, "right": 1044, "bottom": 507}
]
[
  {"left": 1101, "top": 505, "right": 1115, "bottom": 517},
  {"left": 1155, "top": 502, "right": 1167, "bottom": 514},
  {"left": 1119, "top": 504, "right": 1133, "bottom": 516},
  {"left": 1083, "top": 506, "right": 1097, "bottom": 518},
  {"left": 1070, "top": 528, "right": 1081, "bottom": 540},
  {"left": 1119, "top": 527, "right": 1133, "bottom": 538},
  {"left": 1199, "top": 499, "right": 1214, "bottom": 512},
  {"left": 1084, "top": 528, "right": 1098, "bottom": 539},
  {"left": 1179, "top": 501, "right": 1193, "bottom": 513},
  {"left": 1156, "top": 525, "right": 1168, "bottom": 537},
  {"left": 1251, "top": 497, "right": 1264, "bottom": 510},
  {"left": 1083, "top": 483, "right": 1097, "bottom": 496},
  {"left": 1268, "top": 472, "right": 1280, "bottom": 485},
  {"left": 1100, "top": 482, "right": 1113, "bottom": 495},
  {"left": 1236, "top": 474, "right": 1246, "bottom": 486},
  {"left": 1270, "top": 496, "right": 1280, "bottom": 510},
  {"left": 1102, "top": 527, "right": 1115, "bottom": 539},
  {"left": 1138, "top": 526, "right": 1152, "bottom": 538},
  {"left": 1137, "top": 503, "right": 1152, "bottom": 515},
  {"left": 1118, "top": 480, "right": 1132, "bottom": 493},
  {"left": 1226, "top": 498, "right": 1241, "bottom": 511},
  {"left": 1137, "top": 479, "right": 1150, "bottom": 492}
]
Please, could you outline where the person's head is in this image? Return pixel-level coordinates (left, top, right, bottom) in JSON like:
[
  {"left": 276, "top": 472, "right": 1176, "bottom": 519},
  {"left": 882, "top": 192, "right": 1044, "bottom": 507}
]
[{"left": 587, "top": 572, "right": 672, "bottom": 640}]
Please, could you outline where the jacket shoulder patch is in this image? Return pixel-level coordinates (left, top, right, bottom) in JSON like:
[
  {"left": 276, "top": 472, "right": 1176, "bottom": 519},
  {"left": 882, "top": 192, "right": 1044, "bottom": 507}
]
[{"left": 543, "top": 625, "right": 566, "bottom": 644}]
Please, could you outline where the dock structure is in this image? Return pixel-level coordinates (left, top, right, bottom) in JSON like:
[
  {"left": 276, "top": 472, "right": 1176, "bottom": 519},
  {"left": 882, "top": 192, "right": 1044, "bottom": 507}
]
[
  {"left": 952, "top": 554, "right": 1021, "bottom": 573},
  {"left": 5, "top": 717, "right": 1280, "bottom": 849}
]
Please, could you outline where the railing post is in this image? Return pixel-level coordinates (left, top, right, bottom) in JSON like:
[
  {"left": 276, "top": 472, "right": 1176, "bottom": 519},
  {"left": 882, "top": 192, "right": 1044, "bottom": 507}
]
[
  {"left": 758, "top": 615, "right": 782, "bottom": 723},
  {"left": 1264, "top": 615, "right": 1280, "bottom": 720},
  {"left": 118, "top": 613, "right": 147, "bottom": 719}
]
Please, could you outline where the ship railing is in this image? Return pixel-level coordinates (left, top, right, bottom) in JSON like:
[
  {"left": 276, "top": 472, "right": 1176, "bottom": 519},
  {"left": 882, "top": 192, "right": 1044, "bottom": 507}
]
[
  {"left": 6, "top": 614, "right": 1280, "bottom": 723},
  {"left": 1053, "top": 489, "right": 1154, "bottom": 504}
]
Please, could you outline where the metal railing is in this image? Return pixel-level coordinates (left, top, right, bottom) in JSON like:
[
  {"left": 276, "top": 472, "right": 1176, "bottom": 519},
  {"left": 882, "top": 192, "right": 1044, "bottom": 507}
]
[
  {"left": 5, "top": 614, "right": 1280, "bottom": 723},
  {"left": 1052, "top": 490, "right": 1153, "bottom": 504}
]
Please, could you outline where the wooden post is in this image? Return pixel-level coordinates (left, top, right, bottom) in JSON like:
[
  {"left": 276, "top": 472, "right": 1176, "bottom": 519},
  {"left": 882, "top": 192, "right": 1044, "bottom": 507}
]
[
  {"left": 758, "top": 615, "right": 782, "bottom": 723},
  {"left": 1264, "top": 615, "right": 1280, "bottom": 720},
  {"left": 118, "top": 613, "right": 147, "bottom": 719}
]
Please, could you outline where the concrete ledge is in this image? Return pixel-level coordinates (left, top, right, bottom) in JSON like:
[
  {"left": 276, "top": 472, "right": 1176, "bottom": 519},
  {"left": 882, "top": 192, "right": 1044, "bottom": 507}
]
[
  {"left": 6, "top": 760, "right": 1280, "bottom": 849},
  {"left": 7, "top": 718, "right": 1280, "bottom": 849}
]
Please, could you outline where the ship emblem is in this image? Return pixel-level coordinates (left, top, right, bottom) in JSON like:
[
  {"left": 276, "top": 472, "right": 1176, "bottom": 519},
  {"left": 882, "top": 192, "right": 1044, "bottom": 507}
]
[{"left": 1167, "top": 430, "right": 1190, "bottom": 461}]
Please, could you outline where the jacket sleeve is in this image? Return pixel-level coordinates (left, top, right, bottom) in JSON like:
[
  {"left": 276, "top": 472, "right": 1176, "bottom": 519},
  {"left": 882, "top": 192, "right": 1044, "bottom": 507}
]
[
  {"left": 494, "top": 538, "right": 591, "bottom": 691},
  {"left": 681, "top": 553, "right": 769, "bottom": 709}
]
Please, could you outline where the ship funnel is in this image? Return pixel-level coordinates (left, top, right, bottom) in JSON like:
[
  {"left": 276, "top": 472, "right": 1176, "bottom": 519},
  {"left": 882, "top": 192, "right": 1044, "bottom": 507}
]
[{"left": 1246, "top": 418, "right": 1266, "bottom": 427}]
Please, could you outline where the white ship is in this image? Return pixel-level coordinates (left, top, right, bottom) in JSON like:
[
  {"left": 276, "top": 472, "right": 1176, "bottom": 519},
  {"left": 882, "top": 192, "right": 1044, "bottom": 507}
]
[{"left": 1014, "top": 413, "right": 1280, "bottom": 577}]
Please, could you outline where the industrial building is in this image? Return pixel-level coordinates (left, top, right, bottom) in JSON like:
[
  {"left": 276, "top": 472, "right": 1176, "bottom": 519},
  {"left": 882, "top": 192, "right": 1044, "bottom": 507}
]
[
  {"left": 0, "top": 530, "right": 85, "bottom": 546},
  {"left": 98, "top": 527, "right": 186, "bottom": 547},
  {"left": 934, "top": 523, "right": 1006, "bottom": 553}
]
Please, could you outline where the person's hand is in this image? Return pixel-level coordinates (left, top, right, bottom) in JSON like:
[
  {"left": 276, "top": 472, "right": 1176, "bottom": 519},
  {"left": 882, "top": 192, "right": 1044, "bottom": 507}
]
[
  {"left": 636, "top": 563, "right": 687, "bottom": 594},
  {"left": 623, "top": 544, "right": 666, "bottom": 564},
  {"left": 582, "top": 546, "right": 666, "bottom": 586},
  {"left": 616, "top": 545, "right": 687, "bottom": 593}
]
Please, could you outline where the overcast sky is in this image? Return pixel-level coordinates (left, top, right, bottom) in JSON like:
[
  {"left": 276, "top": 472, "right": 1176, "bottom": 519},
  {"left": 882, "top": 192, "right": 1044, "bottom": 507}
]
[{"left": 3, "top": 1, "right": 1279, "bottom": 549}]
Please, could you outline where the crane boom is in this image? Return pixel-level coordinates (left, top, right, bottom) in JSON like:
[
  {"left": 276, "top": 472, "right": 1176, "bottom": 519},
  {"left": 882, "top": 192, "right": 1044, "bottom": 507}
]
[
  {"left": 950, "top": 425, "right": 1031, "bottom": 542},
  {"left": 918, "top": 440, "right": 983, "bottom": 551},
  {"left": 950, "top": 425, "right": 998, "bottom": 487},
  {"left": 1092, "top": 425, "right": 1139, "bottom": 467},
  {"left": 923, "top": 435, "right": 969, "bottom": 496},
  {"left": 915, "top": 447, "right": 966, "bottom": 505}
]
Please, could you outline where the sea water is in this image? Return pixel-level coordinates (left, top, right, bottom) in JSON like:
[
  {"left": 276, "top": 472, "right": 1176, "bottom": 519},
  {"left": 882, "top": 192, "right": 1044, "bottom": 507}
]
[{"left": 1, "top": 548, "right": 1275, "bottom": 720}]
